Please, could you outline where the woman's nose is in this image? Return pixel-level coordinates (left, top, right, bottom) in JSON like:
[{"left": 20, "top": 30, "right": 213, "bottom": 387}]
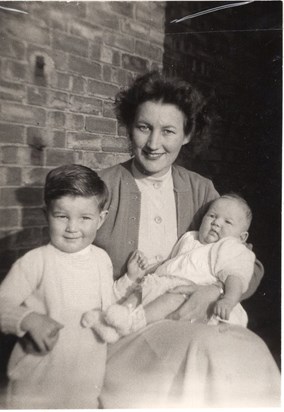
[{"left": 146, "top": 130, "right": 161, "bottom": 150}]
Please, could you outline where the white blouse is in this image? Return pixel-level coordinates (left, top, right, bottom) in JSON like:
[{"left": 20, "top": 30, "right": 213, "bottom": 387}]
[{"left": 132, "top": 164, "right": 178, "bottom": 265}]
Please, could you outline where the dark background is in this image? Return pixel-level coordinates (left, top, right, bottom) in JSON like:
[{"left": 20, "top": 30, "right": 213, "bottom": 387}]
[{"left": 163, "top": 0, "right": 282, "bottom": 367}]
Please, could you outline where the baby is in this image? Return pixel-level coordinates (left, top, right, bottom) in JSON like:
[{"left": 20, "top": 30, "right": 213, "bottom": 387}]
[
  {"left": 84, "top": 193, "right": 256, "bottom": 342},
  {"left": 0, "top": 164, "right": 112, "bottom": 408}
]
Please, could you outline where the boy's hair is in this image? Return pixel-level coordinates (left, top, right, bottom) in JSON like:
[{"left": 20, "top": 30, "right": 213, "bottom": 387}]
[
  {"left": 219, "top": 193, "right": 253, "bottom": 230},
  {"left": 44, "top": 164, "right": 108, "bottom": 211}
]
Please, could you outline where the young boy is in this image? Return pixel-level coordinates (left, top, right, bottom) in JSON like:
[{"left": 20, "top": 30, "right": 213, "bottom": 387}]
[
  {"left": 83, "top": 194, "right": 256, "bottom": 342},
  {"left": 0, "top": 164, "right": 112, "bottom": 408}
]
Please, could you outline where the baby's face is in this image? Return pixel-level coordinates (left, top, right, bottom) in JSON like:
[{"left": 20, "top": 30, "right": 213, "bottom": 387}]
[
  {"left": 47, "top": 195, "right": 106, "bottom": 253},
  {"left": 199, "top": 198, "right": 248, "bottom": 244}
]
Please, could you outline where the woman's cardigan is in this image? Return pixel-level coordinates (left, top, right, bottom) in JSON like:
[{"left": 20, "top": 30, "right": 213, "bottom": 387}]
[{"left": 96, "top": 160, "right": 263, "bottom": 297}]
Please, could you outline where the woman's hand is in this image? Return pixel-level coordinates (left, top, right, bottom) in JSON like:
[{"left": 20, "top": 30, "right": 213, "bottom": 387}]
[
  {"left": 20, "top": 312, "right": 64, "bottom": 355},
  {"left": 166, "top": 284, "right": 221, "bottom": 322}
]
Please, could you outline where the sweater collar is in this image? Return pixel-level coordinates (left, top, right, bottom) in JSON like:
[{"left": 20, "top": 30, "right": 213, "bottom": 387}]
[{"left": 120, "top": 159, "right": 190, "bottom": 192}]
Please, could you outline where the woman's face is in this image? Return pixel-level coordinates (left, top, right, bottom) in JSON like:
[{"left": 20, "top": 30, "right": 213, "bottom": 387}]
[{"left": 130, "top": 101, "right": 190, "bottom": 177}]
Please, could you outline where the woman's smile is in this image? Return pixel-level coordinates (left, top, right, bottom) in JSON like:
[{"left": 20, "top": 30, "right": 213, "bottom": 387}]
[{"left": 131, "top": 101, "right": 190, "bottom": 177}]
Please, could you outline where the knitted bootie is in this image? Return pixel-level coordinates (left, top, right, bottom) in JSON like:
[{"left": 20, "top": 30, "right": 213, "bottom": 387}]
[
  {"left": 104, "top": 304, "right": 147, "bottom": 336},
  {"left": 81, "top": 309, "right": 120, "bottom": 343}
]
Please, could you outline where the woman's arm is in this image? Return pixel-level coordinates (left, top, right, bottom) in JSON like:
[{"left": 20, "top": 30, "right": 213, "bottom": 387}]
[
  {"left": 241, "top": 258, "right": 264, "bottom": 300},
  {"left": 166, "top": 283, "right": 222, "bottom": 321}
]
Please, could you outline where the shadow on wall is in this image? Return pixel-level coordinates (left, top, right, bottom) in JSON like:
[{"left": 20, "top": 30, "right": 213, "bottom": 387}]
[{"left": 0, "top": 185, "right": 48, "bottom": 390}]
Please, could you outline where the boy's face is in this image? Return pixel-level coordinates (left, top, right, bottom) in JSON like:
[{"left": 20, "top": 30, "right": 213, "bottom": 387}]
[
  {"left": 199, "top": 198, "right": 248, "bottom": 244},
  {"left": 47, "top": 195, "right": 107, "bottom": 253}
]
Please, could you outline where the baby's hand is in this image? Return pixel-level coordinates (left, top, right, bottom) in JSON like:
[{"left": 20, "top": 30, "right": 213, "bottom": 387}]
[
  {"left": 127, "top": 250, "right": 149, "bottom": 281},
  {"left": 20, "top": 312, "right": 64, "bottom": 355},
  {"left": 214, "top": 297, "right": 235, "bottom": 321}
]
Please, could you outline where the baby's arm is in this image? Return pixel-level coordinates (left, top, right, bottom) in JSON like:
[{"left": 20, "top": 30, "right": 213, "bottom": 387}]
[
  {"left": 127, "top": 250, "right": 149, "bottom": 281},
  {"left": 213, "top": 275, "right": 243, "bottom": 320}
]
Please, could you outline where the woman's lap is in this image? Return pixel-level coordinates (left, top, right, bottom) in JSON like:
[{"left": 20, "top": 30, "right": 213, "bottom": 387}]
[{"left": 100, "top": 320, "right": 280, "bottom": 408}]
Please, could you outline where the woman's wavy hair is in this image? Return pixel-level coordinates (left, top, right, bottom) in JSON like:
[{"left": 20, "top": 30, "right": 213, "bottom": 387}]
[{"left": 115, "top": 70, "right": 216, "bottom": 143}]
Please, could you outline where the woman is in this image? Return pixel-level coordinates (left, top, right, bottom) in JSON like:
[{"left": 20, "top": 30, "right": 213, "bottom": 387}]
[{"left": 95, "top": 71, "right": 280, "bottom": 408}]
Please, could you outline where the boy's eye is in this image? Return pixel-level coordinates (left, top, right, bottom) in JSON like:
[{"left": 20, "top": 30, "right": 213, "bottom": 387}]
[
  {"left": 82, "top": 216, "right": 92, "bottom": 220},
  {"left": 225, "top": 220, "right": 232, "bottom": 225}
]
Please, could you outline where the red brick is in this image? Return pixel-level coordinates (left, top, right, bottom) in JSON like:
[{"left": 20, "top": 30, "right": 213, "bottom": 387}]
[
  {"left": 65, "top": 113, "right": 84, "bottom": 131},
  {"left": 70, "top": 21, "right": 102, "bottom": 42},
  {"left": 103, "top": 65, "right": 112, "bottom": 82},
  {"left": 103, "top": 101, "right": 116, "bottom": 118},
  {"left": 109, "top": 68, "right": 128, "bottom": 86},
  {"left": 0, "top": 103, "right": 46, "bottom": 126},
  {"left": 0, "top": 167, "right": 22, "bottom": 186},
  {"left": 28, "top": 46, "right": 68, "bottom": 73},
  {"left": 0, "top": 187, "right": 43, "bottom": 207},
  {"left": 45, "top": 149, "right": 77, "bottom": 166},
  {"left": 52, "top": 72, "right": 71, "bottom": 91},
  {"left": 9, "top": 227, "right": 43, "bottom": 249},
  {"left": 27, "top": 86, "right": 48, "bottom": 106},
  {"left": 149, "top": 29, "right": 165, "bottom": 46},
  {"left": 100, "top": 46, "right": 121, "bottom": 66},
  {"left": 45, "top": 2, "right": 86, "bottom": 19},
  {"left": 85, "top": 116, "right": 116, "bottom": 135},
  {"left": 52, "top": 32, "right": 88, "bottom": 57},
  {"left": 2, "top": 14, "right": 50, "bottom": 46},
  {"left": 109, "top": 1, "right": 134, "bottom": 17},
  {"left": 3, "top": 60, "right": 28, "bottom": 82},
  {"left": 82, "top": 152, "right": 119, "bottom": 170},
  {"left": 1, "top": 146, "right": 44, "bottom": 166},
  {"left": 22, "top": 167, "right": 51, "bottom": 186},
  {"left": 69, "top": 95, "right": 102, "bottom": 115},
  {"left": 69, "top": 55, "right": 101, "bottom": 80},
  {"left": 102, "top": 137, "right": 130, "bottom": 153},
  {"left": 121, "top": 20, "right": 149, "bottom": 40},
  {"left": 0, "top": 79, "right": 25, "bottom": 102},
  {"left": 71, "top": 76, "right": 86, "bottom": 94},
  {"left": 67, "top": 132, "right": 102, "bottom": 151},
  {"left": 90, "top": 43, "right": 101, "bottom": 61},
  {"left": 47, "top": 111, "right": 65, "bottom": 128},
  {"left": 135, "top": 3, "right": 165, "bottom": 30},
  {"left": 27, "top": 127, "right": 66, "bottom": 149},
  {"left": 0, "top": 209, "right": 20, "bottom": 227},
  {"left": 104, "top": 32, "right": 134, "bottom": 53},
  {"left": 0, "top": 124, "right": 25, "bottom": 144},
  {"left": 86, "top": 4, "right": 120, "bottom": 30},
  {"left": 0, "top": 37, "right": 26, "bottom": 59},
  {"left": 47, "top": 91, "right": 69, "bottom": 109},
  {"left": 87, "top": 79, "right": 119, "bottom": 98},
  {"left": 118, "top": 125, "right": 128, "bottom": 138},
  {"left": 122, "top": 53, "right": 149, "bottom": 73},
  {"left": 22, "top": 207, "right": 46, "bottom": 227}
]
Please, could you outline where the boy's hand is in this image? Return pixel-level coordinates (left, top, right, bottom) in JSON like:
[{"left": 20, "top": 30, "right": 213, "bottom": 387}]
[
  {"left": 214, "top": 297, "right": 235, "bottom": 321},
  {"left": 127, "top": 250, "right": 149, "bottom": 281},
  {"left": 20, "top": 312, "right": 64, "bottom": 355}
]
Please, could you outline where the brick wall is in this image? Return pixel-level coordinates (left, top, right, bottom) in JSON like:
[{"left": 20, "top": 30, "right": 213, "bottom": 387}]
[{"left": 0, "top": 1, "right": 166, "bottom": 279}]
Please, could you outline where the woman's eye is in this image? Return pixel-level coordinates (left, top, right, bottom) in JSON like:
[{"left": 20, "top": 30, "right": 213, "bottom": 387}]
[
  {"left": 137, "top": 124, "right": 149, "bottom": 132},
  {"left": 163, "top": 129, "right": 175, "bottom": 135},
  {"left": 56, "top": 215, "right": 67, "bottom": 219},
  {"left": 225, "top": 220, "right": 232, "bottom": 225}
]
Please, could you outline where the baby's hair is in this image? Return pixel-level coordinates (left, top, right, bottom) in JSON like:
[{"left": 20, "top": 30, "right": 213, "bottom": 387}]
[
  {"left": 44, "top": 164, "right": 108, "bottom": 211},
  {"left": 219, "top": 193, "right": 253, "bottom": 230}
]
